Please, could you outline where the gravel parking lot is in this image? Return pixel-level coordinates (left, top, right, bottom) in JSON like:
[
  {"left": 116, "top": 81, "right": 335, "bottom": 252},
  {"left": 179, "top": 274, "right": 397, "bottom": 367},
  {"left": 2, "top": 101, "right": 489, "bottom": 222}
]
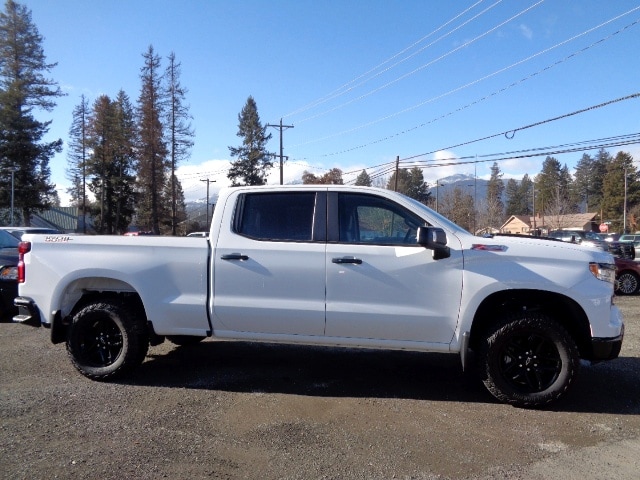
[{"left": 1, "top": 297, "right": 639, "bottom": 480}]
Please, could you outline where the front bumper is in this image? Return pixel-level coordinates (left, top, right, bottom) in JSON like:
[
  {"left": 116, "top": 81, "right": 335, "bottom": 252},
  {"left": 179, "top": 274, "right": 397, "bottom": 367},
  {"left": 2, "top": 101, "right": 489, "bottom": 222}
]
[{"left": 591, "top": 324, "right": 624, "bottom": 361}]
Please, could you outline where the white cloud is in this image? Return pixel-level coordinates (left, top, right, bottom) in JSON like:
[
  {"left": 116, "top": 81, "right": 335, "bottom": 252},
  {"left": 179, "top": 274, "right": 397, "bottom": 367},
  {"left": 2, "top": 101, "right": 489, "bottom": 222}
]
[
  {"left": 422, "top": 150, "right": 462, "bottom": 183},
  {"left": 519, "top": 24, "right": 533, "bottom": 40},
  {"left": 177, "top": 159, "right": 232, "bottom": 203}
]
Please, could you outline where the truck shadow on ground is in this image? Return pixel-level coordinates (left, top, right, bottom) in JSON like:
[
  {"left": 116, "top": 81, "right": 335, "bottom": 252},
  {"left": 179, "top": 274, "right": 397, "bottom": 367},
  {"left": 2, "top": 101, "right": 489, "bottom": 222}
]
[{"left": 127, "top": 340, "right": 640, "bottom": 414}]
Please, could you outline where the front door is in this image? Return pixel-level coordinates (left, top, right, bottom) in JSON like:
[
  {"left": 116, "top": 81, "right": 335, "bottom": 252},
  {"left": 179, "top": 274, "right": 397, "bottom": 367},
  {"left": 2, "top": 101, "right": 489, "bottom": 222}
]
[{"left": 325, "top": 192, "right": 462, "bottom": 344}]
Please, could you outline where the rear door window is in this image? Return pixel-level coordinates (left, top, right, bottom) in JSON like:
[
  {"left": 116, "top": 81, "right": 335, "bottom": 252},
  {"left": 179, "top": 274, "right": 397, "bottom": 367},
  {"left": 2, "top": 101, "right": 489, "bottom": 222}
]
[{"left": 235, "top": 192, "right": 319, "bottom": 242}]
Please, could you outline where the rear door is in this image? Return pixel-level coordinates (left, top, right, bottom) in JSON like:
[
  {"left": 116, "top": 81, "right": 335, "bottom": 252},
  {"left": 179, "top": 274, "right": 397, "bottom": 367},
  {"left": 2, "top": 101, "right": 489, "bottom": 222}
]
[{"left": 212, "top": 190, "right": 327, "bottom": 336}]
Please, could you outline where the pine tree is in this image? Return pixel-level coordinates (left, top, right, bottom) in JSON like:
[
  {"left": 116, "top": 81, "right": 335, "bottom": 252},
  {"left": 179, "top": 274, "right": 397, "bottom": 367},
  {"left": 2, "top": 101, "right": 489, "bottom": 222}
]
[
  {"left": 386, "top": 167, "right": 430, "bottom": 204},
  {"left": 519, "top": 174, "right": 533, "bottom": 215},
  {"left": 86, "top": 95, "right": 116, "bottom": 233},
  {"left": 84, "top": 92, "right": 137, "bottom": 234},
  {"left": 602, "top": 151, "right": 639, "bottom": 232},
  {"left": 486, "top": 163, "right": 504, "bottom": 203},
  {"left": 136, "top": 45, "right": 168, "bottom": 233},
  {"left": 111, "top": 90, "right": 137, "bottom": 234},
  {"left": 589, "top": 148, "right": 613, "bottom": 213},
  {"left": 354, "top": 169, "right": 372, "bottom": 186},
  {"left": 228, "top": 96, "right": 272, "bottom": 186},
  {"left": 0, "top": 0, "right": 63, "bottom": 224},
  {"left": 165, "top": 52, "right": 193, "bottom": 235},
  {"left": 573, "top": 153, "right": 594, "bottom": 212},
  {"left": 534, "top": 157, "right": 561, "bottom": 215},
  {"left": 504, "top": 178, "right": 521, "bottom": 216},
  {"left": 66, "top": 94, "right": 90, "bottom": 231}
]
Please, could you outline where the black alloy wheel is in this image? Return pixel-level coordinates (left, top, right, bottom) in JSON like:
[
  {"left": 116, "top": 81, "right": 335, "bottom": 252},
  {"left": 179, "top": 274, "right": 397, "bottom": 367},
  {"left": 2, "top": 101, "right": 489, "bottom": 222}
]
[
  {"left": 67, "top": 300, "right": 148, "bottom": 380},
  {"left": 479, "top": 312, "right": 579, "bottom": 408}
]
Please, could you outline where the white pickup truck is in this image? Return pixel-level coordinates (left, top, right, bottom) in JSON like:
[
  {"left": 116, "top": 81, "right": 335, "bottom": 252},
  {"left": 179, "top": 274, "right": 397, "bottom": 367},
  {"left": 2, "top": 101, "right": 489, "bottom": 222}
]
[{"left": 14, "top": 185, "right": 624, "bottom": 407}]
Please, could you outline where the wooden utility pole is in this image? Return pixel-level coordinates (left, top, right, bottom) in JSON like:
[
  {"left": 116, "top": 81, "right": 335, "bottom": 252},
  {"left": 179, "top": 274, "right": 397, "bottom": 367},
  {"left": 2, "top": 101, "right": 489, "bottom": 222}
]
[
  {"left": 393, "top": 156, "right": 400, "bottom": 191},
  {"left": 266, "top": 118, "right": 294, "bottom": 185},
  {"left": 200, "top": 178, "right": 216, "bottom": 227}
]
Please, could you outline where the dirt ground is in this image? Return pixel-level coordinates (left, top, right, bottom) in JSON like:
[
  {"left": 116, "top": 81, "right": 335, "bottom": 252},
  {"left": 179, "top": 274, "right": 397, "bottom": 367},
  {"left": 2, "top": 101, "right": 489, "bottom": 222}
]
[{"left": 1, "top": 297, "right": 639, "bottom": 480}]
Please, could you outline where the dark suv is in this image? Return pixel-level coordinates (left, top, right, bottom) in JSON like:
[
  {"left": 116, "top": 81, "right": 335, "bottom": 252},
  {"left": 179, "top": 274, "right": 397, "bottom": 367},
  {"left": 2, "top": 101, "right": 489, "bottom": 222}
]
[{"left": 0, "top": 230, "right": 19, "bottom": 322}]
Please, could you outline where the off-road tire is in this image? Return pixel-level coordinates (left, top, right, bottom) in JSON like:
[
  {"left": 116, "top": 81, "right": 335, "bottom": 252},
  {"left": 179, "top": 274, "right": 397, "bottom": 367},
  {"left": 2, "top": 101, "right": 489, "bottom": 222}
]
[
  {"left": 66, "top": 300, "right": 149, "bottom": 380},
  {"left": 478, "top": 312, "right": 580, "bottom": 408}
]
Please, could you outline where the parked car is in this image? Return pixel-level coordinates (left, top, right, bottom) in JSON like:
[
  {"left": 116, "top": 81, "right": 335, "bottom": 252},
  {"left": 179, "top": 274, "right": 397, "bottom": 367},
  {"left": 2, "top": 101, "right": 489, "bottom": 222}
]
[
  {"left": 618, "top": 234, "right": 640, "bottom": 247},
  {"left": 0, "top": 230, "right": 19, "bottom": 322},
  {"left": 0, "top": 226, "right": 61, "bottom": 239},
  {"left": 614, "top": 257, "right": 640, "bottom": 295},
  {"left": 547, "top": 230, "right": 608, "bottom": 250},
  {"left": 597, "top": 233, "right": 620, "bottom": 243}
]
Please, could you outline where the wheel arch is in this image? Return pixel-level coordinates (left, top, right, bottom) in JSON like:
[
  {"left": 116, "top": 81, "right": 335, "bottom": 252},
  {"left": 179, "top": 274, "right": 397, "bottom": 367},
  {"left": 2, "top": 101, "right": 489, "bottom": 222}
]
[
  {"left": 60, "top": 277, "right": 144, "bottom": 316},
  {"left": 51, "top": 276, "right": 148, "bottom": 344},
  {"left": 468, "top": 289, "right": 592, "bottom": 359}
]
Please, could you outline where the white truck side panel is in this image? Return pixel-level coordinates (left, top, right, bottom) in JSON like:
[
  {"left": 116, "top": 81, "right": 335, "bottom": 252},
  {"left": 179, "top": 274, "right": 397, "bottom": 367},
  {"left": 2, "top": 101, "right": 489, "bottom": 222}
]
[{"left": 21, "top": 235, "right": 210, "bottom": 335}]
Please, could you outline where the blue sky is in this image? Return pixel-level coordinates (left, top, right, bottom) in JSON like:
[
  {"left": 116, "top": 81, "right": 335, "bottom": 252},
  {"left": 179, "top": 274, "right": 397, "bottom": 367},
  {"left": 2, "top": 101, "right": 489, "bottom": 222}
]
[{"left": 21, "top": 0, "right": 640, "bottom": 204}]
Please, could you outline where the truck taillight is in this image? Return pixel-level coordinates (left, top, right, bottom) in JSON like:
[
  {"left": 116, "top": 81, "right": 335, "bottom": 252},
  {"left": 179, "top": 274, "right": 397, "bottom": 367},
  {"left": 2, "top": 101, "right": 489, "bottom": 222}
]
[{"left": 18, "top": 241, "right": 31, "bottom": 284}]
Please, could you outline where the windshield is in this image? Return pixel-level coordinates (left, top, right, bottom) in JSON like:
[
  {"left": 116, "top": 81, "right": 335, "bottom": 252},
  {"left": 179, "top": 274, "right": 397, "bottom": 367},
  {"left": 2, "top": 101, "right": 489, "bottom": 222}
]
[
  {"left": 399, "top": 193, "right": 472, "bottom": 236},
  {"left": 620, "top": 235, "right": 639, "bottom": 241},
  {"left": 0, "top": 230, "right": 20, "bottom": 249},
  {"left": 583, "top": 232, "right": 602, "bottom": 241}
]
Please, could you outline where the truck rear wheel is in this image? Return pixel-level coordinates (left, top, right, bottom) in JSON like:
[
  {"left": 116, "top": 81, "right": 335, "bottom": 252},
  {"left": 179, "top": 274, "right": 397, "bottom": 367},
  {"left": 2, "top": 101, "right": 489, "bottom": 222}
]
[
  {"left": 478, "top": 312, "right": 579, "bottom": 408},
  {"left": 66, "top": 300, "right": 148, "bottom": 380}
]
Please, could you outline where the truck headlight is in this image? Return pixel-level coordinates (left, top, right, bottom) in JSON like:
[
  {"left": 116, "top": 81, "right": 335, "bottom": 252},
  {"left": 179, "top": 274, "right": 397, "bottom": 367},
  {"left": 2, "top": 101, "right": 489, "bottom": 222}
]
[{"left": 589, "top": 262, "right": 616, "bottom": 284}]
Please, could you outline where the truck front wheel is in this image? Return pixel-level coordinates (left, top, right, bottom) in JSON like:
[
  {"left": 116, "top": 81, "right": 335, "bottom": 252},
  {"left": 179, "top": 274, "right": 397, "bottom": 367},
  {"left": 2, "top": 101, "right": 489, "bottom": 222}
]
[
  {"left": 478, "top": 312, "right": 579, "bottom": 408},
  {"left": 66, "top": 300, "right": 148, "bottom": 380}
]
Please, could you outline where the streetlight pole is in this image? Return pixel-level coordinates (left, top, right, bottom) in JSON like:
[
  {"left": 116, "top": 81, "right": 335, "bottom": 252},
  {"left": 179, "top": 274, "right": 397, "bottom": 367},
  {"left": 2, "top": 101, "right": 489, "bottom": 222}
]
[
  {"left": 10, "top": 168, "right": 15, "bottom": 226},
  {"left": 435, "top": 179, "right": 442, "bottom": 213},
  {"left": 532, "top": 187, "right": 537, "bottom": 235},
  {"left": 623, "top": 167, "right": 628, "bottom": 234}
]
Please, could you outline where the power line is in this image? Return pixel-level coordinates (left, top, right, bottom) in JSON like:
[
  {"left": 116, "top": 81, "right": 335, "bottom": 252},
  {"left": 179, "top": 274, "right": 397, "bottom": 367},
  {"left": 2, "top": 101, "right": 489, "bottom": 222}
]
[
  {"left": 293, "top": 10, "right": 640, "bottom": 153},
  {"left": 403, "top": 92, "right": 640, "bottom": 162},
  {"left": 343, "top": 131, "right": 640, "bottom": 184},
  {"left": 281, "top": 0, "right": 491, "bottom": 119},
  {"left": 292, "top": 1, "right": 544, "bottom": 125}
]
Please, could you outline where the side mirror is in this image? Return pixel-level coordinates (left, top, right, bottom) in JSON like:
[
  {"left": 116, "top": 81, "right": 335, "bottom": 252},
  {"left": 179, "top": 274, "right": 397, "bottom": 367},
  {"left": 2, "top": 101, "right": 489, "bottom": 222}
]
[{"left": 417, "top": 226, "right": 450, "bottom": 259}]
